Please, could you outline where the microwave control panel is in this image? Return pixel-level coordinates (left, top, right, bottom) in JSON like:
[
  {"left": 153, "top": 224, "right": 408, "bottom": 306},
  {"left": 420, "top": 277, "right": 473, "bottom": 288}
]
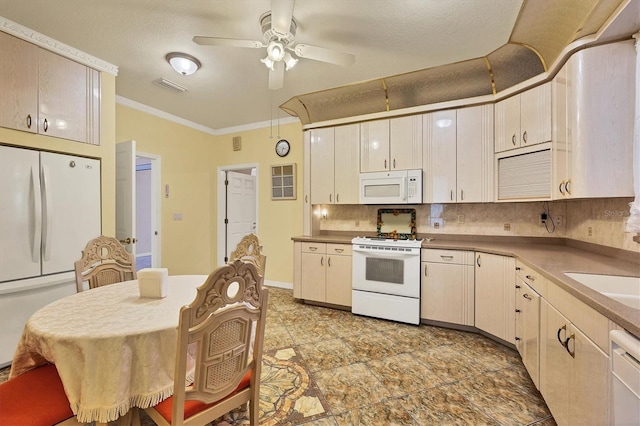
[{"left": 408, "top": 177, "right": 418, "bottom": 198}]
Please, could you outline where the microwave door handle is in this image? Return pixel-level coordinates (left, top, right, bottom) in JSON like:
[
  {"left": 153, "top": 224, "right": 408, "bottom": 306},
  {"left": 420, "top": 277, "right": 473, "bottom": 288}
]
[{"left": 401, "top": 177, "right": 407, "bottom": 201}]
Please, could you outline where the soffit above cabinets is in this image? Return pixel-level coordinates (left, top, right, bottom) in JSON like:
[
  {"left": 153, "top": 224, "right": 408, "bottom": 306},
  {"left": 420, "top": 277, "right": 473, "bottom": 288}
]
[{"left": 281, "top": 0, "right": 633, "bottom": 126}]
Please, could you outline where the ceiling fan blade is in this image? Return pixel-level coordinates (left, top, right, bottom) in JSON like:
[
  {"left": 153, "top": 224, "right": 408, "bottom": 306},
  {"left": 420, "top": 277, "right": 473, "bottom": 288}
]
[
  {"left": 193, "top": 36, "right": 263, "bottom": 48},
  {"left": 292, "top": 44, "right": 355, "bottom": 67},
  {"left": 270, "top": 0, "right": 295, "bottom": 34},
  {"left": 268, "top": 61, "right": 285, "bottom": 90}
]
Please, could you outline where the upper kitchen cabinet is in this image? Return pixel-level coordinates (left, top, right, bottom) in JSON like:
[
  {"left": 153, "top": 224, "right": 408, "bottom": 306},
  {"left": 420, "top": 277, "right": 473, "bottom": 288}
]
[
  {"left": 0, "top": 31, "right": 100, "bottom": 145},
  {"left": 360, "top": 116, "right": 422, "bottom": 172},
  {"left": 423, "top": 105, "right": 494, "bottom": 203},
  {"left": 310, "top": 124, "right": 359, "bottom": 204},
  {"left": 0, "top": 31, "right": 38, "bottom": 133},
  {"left": 552, "top": 40, "right": 635, "bottom": 199},
  {"left": 495, "top": 83, "right": 551, "bottom": 153}
]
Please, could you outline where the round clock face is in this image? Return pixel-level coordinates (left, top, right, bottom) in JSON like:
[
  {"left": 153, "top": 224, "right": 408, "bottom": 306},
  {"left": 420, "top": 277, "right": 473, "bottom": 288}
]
[{"left": 275, "top": 139, "right": 290, "bottom": 157}]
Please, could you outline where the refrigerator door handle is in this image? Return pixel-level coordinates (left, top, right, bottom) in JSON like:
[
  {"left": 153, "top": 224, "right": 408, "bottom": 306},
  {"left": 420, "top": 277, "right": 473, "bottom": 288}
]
[
  {"left": 31, "top": 165, "right": 42, "bottom": 263},
  {"left": 41, "top": 164, "right": 53, "bottom": 262}
]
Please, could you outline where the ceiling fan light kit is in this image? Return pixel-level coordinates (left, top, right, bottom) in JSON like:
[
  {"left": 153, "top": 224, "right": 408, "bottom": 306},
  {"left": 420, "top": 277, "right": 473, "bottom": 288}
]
[{"left": 166, "top": 52, "right": 201, "bottom": 76}]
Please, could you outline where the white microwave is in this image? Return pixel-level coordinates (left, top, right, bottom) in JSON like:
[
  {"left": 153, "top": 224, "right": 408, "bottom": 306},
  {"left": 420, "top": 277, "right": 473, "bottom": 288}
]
[{"left": 359, "top": 169, "right": 423, "bottom": 204}]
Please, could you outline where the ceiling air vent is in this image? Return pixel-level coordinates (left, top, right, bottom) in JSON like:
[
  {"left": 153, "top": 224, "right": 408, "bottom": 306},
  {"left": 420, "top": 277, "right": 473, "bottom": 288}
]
[{"left": 153, "top": 78, "right": 187, "bottom": 93}]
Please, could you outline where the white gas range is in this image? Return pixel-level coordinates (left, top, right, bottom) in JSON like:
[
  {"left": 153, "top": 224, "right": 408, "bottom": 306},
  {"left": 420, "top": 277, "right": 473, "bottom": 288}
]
[{"left": 351, "top": 236, "right": 423, "bottom": 325}]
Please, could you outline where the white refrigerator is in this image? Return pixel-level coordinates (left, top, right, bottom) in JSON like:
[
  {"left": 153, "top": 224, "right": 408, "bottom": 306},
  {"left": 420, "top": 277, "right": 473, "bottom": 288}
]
[{"left": 0, "top": 145, "right": 101, "bottom": 366}]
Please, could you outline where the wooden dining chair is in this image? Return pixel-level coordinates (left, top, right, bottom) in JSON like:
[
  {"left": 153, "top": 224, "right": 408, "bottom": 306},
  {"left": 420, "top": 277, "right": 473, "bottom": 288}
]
[
  {"left": 0, "top": 363, "right": 81, "bottom": 426},
  {"left": 229, "top": 233, "right": 266, "bottom": 277},
  {"left": 144, "top": 258, "right": 268, "bottom": 426},
  {"left": 74, "top": 235, "right": 137, "bottom": 292}
]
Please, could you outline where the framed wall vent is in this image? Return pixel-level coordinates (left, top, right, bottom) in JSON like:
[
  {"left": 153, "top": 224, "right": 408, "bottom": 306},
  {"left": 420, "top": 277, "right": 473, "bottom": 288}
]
[{"left": 271, "top": 163, "right": 296, "bottom": 200}]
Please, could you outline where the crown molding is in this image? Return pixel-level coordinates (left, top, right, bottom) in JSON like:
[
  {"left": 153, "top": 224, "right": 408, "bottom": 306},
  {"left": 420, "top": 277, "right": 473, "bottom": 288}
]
[
  {"left": 0, "top": 16, "right": 118, "bottom": 76},
  {"left": 116, "top": 96, "right": 299, "bottom": 136}
]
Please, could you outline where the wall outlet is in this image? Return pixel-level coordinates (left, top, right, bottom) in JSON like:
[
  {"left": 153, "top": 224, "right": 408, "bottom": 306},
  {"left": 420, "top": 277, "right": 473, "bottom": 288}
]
[
  {"left": 554, "top": 216, "right": 563, "bottom": 227},
  {"left": 539, "top": 213, "right": 548, "bottom": 226},
  {"left": 431, "top": 218, "right": 443, "bottom": 229},
  {"left": 457, "top": 215, "right": 465, "bottom": 224},
  {"left": 588, "top": 226, "right": 593, "bottom": 237},
  {"left": 504, "top": 223, "right": 511, "bottom": 231}
]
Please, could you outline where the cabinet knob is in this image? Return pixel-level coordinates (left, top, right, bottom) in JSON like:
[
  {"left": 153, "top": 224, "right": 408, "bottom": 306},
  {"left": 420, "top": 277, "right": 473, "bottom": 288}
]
[
  {"left": 515, "top": 309, "right": 521, "bottom": 313},
  {"left": 26, "top": 114, "right": 32, "bottom": 129},
  {"left": 565, "top": 179, "right": 571, "bottom": 195},
  {"left": 393, "top": 159, "right": 396, "bottom": 169},
  {"left": 460, "top": 189, "right": 464, "bottom": 201},
  {"left": 329, "top": 193, "right": 332, "bottom": 202},
  {"left": 565, "top": 334, "right": 576, "bottom": 358},
  {"left": 515, "top": 284, "right": 521, "bottom": 289},
  {"left": 511, "top": 134, "right": 516, "bottom": 145},
  {"left": 559, "top": 181, "right": 565, "bottom": 195},
  {"left": 557, "top": 325, "right": 567, "bottom": 346},
  {"left": 336, "top": 193, "right": 340, "bottom": 203},
  {"left": 525, "top": 274, "right": 535, "bottom": 281},
  {"left": 43, "top": 118, "right": 49, "bottom": 132},
  {"left": 523, "top": 293, "right": 532, "bottom": 300},
  {"left": 515, "top": 336, "right": 521, "bottom": 341},
  {"left": 522, "top": 130, "right": 528, "bottom": 144},
  {"left": 384, "top": 159, "right": 387, "bottom": 169},
  {"left": 476, "top": 255, "right": 481, "bottom": 267}
]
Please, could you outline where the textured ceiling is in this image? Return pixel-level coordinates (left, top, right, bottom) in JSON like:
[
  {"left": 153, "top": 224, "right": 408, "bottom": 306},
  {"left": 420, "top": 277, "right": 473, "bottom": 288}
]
[{"left": 0, "top": 0, "right": 637, "bottom": 131}]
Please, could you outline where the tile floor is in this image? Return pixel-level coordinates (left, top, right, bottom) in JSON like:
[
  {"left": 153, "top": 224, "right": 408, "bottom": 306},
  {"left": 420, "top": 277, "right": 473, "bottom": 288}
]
[
  {"left": 0, "top": 287, "right": 556, "bottom": 425},
  {"left": 253, "top": 287, "right": 553, "bottom": 425}
]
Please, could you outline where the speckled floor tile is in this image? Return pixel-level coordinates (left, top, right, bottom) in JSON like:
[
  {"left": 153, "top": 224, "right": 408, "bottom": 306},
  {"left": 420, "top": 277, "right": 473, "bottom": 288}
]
[
  {"left": 263, "top": 323, "right": 295, "bottom": 352},
  {"left": 285, "top": 318, "right": 339, "bottom": 344},
  {"left": 452, "top": 369, "right": 552, "bottom": 425},
  {"left": 412, "top": 344, "right": 488, "bottom": 383},
  {"left": 324, "top": 314, "right": 377, "bottom": 337},
  {"left": 367, "top": 352, "right": 442, "bottom": 396},
  {"left": 334, "top": 398, "right": 417, "bottom": 426},
  {"left": 453, "top": 337, "right": 522, "bottom": 371},
  {"left": 297, "top": 338, "right": 361, "bottom": 372},
  {"left": 313, "top": 363, "right": 391, "bottom": 414},
  {"left": 341, "top": 331, "right": 404, "bottom": 360},
  {"left": 390, "top": 324, "right": 452, "bottom": 352},
  {"left": 401, "top": 386, "right": 499, "bottom": 425},
  {"left": 531, "top": 416, "right": 558, "bottom": 426}
]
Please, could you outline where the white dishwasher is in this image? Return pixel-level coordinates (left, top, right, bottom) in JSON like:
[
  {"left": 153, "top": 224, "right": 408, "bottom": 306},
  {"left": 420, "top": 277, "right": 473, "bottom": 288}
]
[{"left": 610, "top": 330, "right": 640, "bottom": 425}]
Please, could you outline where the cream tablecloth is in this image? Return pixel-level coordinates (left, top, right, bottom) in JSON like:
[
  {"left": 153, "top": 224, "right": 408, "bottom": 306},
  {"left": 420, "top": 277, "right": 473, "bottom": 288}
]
[{"left": 9, "top": 275, "right": 207, "bottom": 423}]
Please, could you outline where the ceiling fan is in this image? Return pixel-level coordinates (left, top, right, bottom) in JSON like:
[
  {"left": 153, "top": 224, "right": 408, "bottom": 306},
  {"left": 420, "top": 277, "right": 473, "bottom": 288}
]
[{"left": 193, "top": 0, "right": 355, "bottom": 90}]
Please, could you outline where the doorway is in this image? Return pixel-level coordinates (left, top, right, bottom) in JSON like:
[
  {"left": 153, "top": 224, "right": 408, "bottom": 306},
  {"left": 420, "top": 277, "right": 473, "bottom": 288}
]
[
  {"left": 216, "top": 164, "right": 258, "bottom": 266},
  {"left": 135, "top": 152, "right": 161, "bottom": 270}
]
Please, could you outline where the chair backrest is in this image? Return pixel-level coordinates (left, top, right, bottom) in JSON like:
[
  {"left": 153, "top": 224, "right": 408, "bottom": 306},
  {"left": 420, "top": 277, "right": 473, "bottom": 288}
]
[
  {"left": 74, "top": 235, "right": 137, "bottom": 292},
  {"left": 170, "top": 258, "right": 268, "bottom": 423},
  {"left": 228, "top": 233, "right": 266, "bottom": 277}
]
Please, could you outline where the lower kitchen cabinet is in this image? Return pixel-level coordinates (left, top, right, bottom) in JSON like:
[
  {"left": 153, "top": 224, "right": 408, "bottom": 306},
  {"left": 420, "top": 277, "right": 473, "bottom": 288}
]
[
  {"left": 299, "top": 242, "right": 352, "bottom": 306},
  {"left": 515, "top": 277, "right": 541, "bottom": 389},
  {"left": 421, "top": 249, "right": 474, "bottom": 325},
  {"left": 540, "top": 299, "right": 609, "bottom": 426},
  {"left": 475, "top": 253, "right": 515, "bottom": 344}
]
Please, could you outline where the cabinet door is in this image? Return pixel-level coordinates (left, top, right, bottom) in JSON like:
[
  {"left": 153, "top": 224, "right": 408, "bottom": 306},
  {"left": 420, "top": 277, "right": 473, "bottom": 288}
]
[
  {"left": 302, "top": 132, "right": 312, "bottom": 235},
  {"left": 421, "top": 260, "right": 474, "bottom": 325},
  {"left": 424, "top": 110, "right": 456, "bottom": 203},
  {"left": 520, "top": 83, "right": 551, "bottom": 147},
  {"left": 457, "top": 105, "right": 493, "bottom": 202},
  {"left": 301, "top": 252, "right": 326, "bottom": 302},
  {"left": 568, "top": 324, "right": 609, "bottom": 426},
  {"left": 334, "top": 124, "right": 360, "bottom": 204},
  {"left": 0, "top": 32, "right": 38, "bottom": 133},
  {"left": 360, "top": 120, "right": 390, "bottom": 172},
  {"left": 293, "top": 242, "right": 302, "bottom": 298},
  {"left": 310, "top": 128, "right": 335, "bottom": 204},
  {"left": 540, "top": 300, "right": 571, "bottom": 426},
  {"left": 515, "top": 281, "right": 540, "bottom": 389},
  {"left": 475, "top": 253, "right": 515, "bottom": 343},
  {"left": 390, "top": 116, "right": 422, "bottom": 171},
  {"left": 494, "top": 94, "right": 521, "bottom": 152},
  {"left": 38, "top": 49, "right": 88, "bottom": 142},
  {"left": 326, "top": 253, "right": 352, "bottom": 306}
]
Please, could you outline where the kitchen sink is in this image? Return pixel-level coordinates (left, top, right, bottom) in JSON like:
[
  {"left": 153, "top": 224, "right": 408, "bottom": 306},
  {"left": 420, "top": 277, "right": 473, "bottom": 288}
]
[{"left": 564, "top": 272, "right": 640, "bottom": 310}]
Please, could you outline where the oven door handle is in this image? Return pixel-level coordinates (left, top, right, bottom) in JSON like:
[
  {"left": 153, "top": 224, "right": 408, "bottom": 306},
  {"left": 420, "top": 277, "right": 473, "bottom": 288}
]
[{"left": 352, "top": 248, "right": 419, "bottom": 257}]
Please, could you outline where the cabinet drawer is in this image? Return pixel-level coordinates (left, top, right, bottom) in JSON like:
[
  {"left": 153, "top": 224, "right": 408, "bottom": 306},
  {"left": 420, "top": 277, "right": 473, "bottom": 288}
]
[
  {"left": 422, "top": 249, "right": 472, "bottom": 265},
  {"left": 327, "top": 244, "right": 352, "bottom": 256},
  {"left": 516, "top": 261, "right": 547, "bottom": 297},
  {"left": 302, "top": 242, "right": 326, "bottom": 254}
]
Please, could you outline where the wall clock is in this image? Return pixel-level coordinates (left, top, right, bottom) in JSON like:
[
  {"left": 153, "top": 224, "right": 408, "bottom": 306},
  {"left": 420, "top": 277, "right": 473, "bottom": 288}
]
[{"left": 275, "top": 139, "right": 290, "bottom": 157}]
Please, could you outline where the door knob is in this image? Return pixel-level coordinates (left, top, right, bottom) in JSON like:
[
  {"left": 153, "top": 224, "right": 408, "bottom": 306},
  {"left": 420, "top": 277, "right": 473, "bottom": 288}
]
[{"left": 119, "top": 237, "right": 136, "bottom": 244}]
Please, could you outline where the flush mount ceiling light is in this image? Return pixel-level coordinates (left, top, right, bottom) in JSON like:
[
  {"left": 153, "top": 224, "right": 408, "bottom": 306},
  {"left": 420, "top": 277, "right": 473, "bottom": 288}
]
[{"left": 166, "top": 52, "right": 201, "bottom": 76}]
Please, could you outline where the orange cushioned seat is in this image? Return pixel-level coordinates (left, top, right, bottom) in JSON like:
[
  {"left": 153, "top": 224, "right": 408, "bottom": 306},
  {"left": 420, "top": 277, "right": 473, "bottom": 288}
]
[
  {"left": 0, "top": 363, "right": 74, "bottom": 426},
  {"left": 152, "top": 371, "right": 252, "bottom": 423}
]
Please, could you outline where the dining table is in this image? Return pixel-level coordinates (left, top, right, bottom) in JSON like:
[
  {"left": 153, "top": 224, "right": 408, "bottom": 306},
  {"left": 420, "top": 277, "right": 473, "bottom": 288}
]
[{"left": 9, "top": 274, "right": 208, "bottom": 424}]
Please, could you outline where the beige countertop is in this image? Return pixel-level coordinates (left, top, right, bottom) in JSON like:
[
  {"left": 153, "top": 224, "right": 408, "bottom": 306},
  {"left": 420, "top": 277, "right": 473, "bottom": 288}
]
[{"left": 292, "top": 234, "right": 640, "bottom": 338}]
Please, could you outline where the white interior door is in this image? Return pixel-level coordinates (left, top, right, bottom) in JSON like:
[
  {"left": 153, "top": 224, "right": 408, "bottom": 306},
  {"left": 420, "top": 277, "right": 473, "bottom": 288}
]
[
  {"left": 226, "top": 170, "right": 257, "bottom": 261},
  {"left": 115, "top": 140, "right": 136, "bottom": 254}
]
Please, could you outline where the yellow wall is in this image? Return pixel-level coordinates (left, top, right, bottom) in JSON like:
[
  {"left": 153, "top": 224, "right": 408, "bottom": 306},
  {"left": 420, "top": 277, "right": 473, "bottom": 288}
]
[
  {"left": 116, "top": 104, "right": 303, "bottom": 282},
  {"left": 0, "top": 73, "right": 117, "bottom": 236}
]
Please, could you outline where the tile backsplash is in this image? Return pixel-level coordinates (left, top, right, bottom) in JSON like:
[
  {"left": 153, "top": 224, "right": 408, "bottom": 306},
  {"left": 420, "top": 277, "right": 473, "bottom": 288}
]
[{"left": 315, "top": 197, "right": 639, "bottom": 253}]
